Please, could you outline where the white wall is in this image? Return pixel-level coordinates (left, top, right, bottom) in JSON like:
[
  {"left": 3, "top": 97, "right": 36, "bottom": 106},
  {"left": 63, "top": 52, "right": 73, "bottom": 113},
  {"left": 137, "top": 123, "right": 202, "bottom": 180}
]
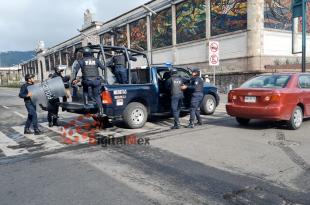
[{"left": 263, "top": 30, "right": 310, "bottom": 57}]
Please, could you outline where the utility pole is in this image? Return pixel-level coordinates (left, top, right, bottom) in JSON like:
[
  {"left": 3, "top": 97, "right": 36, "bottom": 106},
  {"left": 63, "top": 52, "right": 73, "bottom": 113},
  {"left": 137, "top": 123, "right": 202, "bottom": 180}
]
[{"left": 292, "top": 0, "right": 308, "bottom": 72}]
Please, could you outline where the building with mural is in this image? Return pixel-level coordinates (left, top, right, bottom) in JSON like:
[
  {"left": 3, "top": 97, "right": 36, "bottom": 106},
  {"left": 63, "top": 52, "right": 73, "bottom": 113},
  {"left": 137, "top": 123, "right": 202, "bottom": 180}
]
[{"left": 20, "top": 0, "right": 310, "bottom": 91}]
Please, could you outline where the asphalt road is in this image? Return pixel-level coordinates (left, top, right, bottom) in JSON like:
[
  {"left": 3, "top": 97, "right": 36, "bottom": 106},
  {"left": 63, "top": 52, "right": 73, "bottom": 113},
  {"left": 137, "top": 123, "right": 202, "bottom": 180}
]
[{"left": 0, "top": 87, "right": 309, "bottom": 205}]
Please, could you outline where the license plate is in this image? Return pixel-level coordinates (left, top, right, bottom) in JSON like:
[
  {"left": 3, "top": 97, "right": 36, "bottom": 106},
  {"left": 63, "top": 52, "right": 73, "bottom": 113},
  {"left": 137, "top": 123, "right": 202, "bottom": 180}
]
[{"left": 244, "top": 96, "right": 256, "bottom": 103}]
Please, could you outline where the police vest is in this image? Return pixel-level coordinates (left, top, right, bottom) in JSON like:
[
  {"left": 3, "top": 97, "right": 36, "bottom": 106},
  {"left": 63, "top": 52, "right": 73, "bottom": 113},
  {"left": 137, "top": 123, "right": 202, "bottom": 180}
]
[
  {"left": 191, "top": 77, "right": 204, "bottom": 93},
  {"left": 171, "top": 76, "right": 183, "bottom": 96},
  {"left": 81, "top": 58, "right": 99, "bottom": 78}
]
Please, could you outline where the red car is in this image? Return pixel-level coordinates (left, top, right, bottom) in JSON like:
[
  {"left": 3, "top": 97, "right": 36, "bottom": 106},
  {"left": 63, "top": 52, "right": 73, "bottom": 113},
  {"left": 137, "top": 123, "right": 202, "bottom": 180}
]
[{"left": 226, "top": 73, "right": 310, "bottom": 129}]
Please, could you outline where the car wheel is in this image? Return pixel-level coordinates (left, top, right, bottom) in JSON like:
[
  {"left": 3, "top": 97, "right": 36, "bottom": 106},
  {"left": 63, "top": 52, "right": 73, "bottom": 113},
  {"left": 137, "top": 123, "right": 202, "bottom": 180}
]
[
  {"left": 287, "top": 106, "right": 303, "bottom": 130},
  {"left": 123, "top": 102, "right": 148, "bottom": 129},
  {"left": 201, "top": 94, "right": 216, "bottom": 115},
  {"left": 236, "top": 117, "right": 250, "bottom": 126}
]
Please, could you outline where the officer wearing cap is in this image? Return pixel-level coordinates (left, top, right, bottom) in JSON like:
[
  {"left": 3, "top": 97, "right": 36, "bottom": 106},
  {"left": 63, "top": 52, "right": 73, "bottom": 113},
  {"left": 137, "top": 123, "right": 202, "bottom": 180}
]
[
  {"left": 19, "top": 74, "right": 42, "bottom": 135},
  {"left": 112, "top": 52, "right": 128, "bottom": 84},
  {"left": 166, "top": 68, "right": 185, "bottom": 129},
  {"left": 47, "top": 66, "right": 71, "bottom": 127},
  {"left": 72, "top": 47, "right": 105, "bottom": 116},
  {"left": 182, "top": 68, "right": 204, "bottom": 128}
]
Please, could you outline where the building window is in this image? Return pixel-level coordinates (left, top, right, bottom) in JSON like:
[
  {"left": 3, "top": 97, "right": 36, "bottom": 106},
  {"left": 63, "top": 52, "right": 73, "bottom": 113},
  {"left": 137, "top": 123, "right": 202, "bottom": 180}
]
[
  {"left": 35, "top": 60, "right": 38, "bottom": 74},
  {"left": 55, "top": 52, "right": 60, "bottom": 66},
  {"left": 130, "top": 18, "right": 147, "bottom": 51},
  {"left": 100, "top": 33, "right": 113, "bottom": 46},
  {"left": 67, "top": 46, "right": 74, "bottom": 66},
  {"left": 152, "top": 8, "right": 172, "bottom": 49},
  {"left": 45, "top": 56, "right": 50, "bottom": 71},
  {"left": 176, "top": 0, "right": 206, "bottom": 44},
  {"left": 49, "top": 54, "right": 55, "bottom": 70},
  {"left": 61, "top": 49, "right": 67, "bottom": 65},
  {"left": 114, "top": 25, "right": 128, "bottom": 47},
  {"left": 211, "top": 0, "right": 247, "bottom": 36}
]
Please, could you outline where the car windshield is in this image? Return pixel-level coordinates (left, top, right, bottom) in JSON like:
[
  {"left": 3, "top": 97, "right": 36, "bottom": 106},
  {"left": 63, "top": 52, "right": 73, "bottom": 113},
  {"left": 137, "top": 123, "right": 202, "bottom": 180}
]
[{"left": 241, "top": 75, "right": 291, "bottom": 88}]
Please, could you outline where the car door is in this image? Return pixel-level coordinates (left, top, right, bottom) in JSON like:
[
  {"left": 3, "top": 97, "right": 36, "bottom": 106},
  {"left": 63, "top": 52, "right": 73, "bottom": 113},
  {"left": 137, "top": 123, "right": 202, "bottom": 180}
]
[{"left": 298, "top": 74, "right": 310, "bottom": 116}]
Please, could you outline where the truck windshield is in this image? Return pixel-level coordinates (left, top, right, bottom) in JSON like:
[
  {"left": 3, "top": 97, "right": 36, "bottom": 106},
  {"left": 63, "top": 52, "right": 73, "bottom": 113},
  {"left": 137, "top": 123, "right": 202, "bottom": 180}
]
[{"left": 241, "top": 75, "right": 291, "bottom": 88}]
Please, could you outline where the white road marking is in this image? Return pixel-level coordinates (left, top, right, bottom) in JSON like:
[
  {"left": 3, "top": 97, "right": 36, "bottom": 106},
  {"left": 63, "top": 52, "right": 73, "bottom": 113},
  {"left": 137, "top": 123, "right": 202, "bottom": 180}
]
[
  {"left": 0, "top": 131, "right": 29, "bottom": 157},
  {"left": 12, "top": 126, "right": 65, "bottom": 151},
  {"left": 2, "top": 105, "right": 9, "bottom": 109},
  {"left": 14, "top": 111, "right": 27, "bottom": 119}
]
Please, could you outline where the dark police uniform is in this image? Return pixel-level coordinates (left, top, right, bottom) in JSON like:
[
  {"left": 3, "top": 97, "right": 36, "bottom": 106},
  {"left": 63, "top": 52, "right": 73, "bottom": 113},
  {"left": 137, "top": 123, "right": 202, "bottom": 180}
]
[
  {"left": 72, "top": 53, "right": 105, "bottom": 115},
  {"left": 47, "top": 71, "right": 70, "bottom": 127},
  {"left": 166, "top": 72, "right": 184, "bottom": 129},
  {"left": 19, "top": 81, "right": 39, "bottom": 133},
  {"left": 112, "top": 54, "right": 128, "bottom": 84},
  {"left": 188, "top": 74, "right": 204, "bottom": 127}
]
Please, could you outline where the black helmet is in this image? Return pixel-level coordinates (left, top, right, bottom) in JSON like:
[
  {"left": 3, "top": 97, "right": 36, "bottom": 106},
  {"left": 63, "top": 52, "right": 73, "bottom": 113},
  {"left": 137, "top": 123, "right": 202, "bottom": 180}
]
[
  {"left": 83, "top": 47, "right": 92, "bottom": 57},
  {"left": 191, "top": 67, "right": 200, "bottom": 73},
  {"left": 25, "top": 74, "right": 35, "bottom": 81},
  {"left": 170, "top": 68, "right": 178, "bottom": 75}
]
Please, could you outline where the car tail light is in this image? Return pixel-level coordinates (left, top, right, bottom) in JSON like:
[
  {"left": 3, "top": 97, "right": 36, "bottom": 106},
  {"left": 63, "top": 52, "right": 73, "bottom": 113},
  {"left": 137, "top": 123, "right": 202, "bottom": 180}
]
[
  {"left": 101, "top": 91, "right": 113, "bottom": 104},
  {"left": 263, "top": 94, "right": 281, "bottom": 103},
  {"left": 228, "top": 92, "right": 237, "bottom": 102}
]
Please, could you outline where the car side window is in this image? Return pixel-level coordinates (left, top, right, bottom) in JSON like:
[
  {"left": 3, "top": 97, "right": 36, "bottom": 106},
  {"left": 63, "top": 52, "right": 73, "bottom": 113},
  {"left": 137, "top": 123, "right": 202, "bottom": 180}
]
[
  {"left": 176, "top": 68, "right": 191, "bottom": 79},
  {"left": 299, "top": 75, "right": 310, "bottom": 89}
]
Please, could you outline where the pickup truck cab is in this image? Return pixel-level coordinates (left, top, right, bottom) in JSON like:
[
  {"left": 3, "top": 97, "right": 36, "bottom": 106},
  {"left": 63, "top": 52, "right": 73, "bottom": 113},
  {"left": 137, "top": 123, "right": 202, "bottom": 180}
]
[{"left": 61, "top": 45, "right": 220, "bottom": 128}]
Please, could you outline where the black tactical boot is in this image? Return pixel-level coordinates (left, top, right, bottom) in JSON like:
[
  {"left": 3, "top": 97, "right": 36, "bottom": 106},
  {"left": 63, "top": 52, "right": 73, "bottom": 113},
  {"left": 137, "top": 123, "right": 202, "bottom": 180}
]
[
  {"left": 34, "top": 129, "right": 43, "bottom": 135},
  {"left": 24, "top": 128, "right": 33, "bottom": 134},
  {"left": 171, "top": 123, "right": 180, "bottom": 129},
  {"left": 197, "top": 120, "right": 203, "bottom": 126},
  {"left": 186, "top": 121, "right": 194, "bottom": 128},
  {"left": 48, "top": 121, "right": 53, "bottom": 127},
  {"left": 53, "top": 116, "right": 59, "bottom": 126}
]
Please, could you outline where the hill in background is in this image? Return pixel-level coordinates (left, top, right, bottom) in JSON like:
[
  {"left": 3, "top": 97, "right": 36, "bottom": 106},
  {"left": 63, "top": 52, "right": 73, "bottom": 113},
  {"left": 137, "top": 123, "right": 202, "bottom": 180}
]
[{"left": 0, "top": 51, "right": 36, "bottom": 67}]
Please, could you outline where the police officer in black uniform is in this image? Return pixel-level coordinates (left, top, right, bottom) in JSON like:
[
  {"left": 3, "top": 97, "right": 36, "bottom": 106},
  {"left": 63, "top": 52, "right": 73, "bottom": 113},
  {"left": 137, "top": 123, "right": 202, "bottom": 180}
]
[
  {"left": 72, "top": 47, "right": 105, "bottom": 116},
  {"left": 166, "top": 68, "right": 185, "bottom": 129},
  {"left": 19, "top": 74, "right": 42, "bottom": 135},
  {"left": 111, "top": 52, "right": 128, "bottom": 84},
  {"left": 47, "top": 66, "right": 70, "bottom": 127},
  {"left": 184, "top": 68, "right": 204, "bottom": 128}
]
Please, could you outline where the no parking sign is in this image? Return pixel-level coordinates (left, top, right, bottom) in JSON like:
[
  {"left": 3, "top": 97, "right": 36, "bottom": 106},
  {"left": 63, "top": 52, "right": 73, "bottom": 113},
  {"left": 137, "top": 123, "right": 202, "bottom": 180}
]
[{"left": 209, "top": 41, "right": 219, "bottom": 66}]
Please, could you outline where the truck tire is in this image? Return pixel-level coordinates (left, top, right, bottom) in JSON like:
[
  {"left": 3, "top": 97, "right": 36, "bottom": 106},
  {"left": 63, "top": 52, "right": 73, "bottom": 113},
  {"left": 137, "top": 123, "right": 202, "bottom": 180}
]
[
  {"left": 201, "top": 94, "right": 216, "bottom": 115},
  {"left": 287, "top": 106, "right": 303, "bottom": 130},
  {"left": 123, "top": 102, "right": 148, "bottom": 129}
]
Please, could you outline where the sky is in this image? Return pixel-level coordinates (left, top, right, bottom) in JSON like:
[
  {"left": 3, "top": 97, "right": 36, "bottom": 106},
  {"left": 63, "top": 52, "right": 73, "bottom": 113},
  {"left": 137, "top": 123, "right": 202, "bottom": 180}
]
[{"left": 0, "top": 0, "right": 149, "bottom": 52}]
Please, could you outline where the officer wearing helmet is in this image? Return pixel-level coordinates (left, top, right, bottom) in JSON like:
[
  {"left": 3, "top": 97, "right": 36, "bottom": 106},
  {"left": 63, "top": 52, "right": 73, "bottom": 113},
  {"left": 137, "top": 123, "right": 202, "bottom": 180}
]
[
  {"left": 72, "top": 47, "right": 105, "bottom": 116},
  {"left": 182, "top": 67, "right": 204, "bottom": 128},
  {"left": 19, "top": 74, "right": 42, "bottom": 135},
  {"left": 165, "top": 67, "right": 185, "bottom": 129},
  {"left": 47, "top": 65, "right": 71, "bottom": 127}
]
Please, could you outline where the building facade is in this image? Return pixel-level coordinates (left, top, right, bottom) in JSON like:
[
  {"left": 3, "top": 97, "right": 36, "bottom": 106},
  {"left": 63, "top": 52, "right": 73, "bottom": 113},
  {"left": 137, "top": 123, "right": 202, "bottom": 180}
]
[{"left": 20, "top": 0, "right": 310, "bottom": 91}]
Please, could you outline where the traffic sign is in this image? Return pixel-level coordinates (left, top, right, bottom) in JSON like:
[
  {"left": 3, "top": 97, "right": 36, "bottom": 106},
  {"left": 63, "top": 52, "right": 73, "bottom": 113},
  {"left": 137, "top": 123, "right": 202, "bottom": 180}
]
[{"left": 209, "top": 41, "right": 219, "bottom": 66}]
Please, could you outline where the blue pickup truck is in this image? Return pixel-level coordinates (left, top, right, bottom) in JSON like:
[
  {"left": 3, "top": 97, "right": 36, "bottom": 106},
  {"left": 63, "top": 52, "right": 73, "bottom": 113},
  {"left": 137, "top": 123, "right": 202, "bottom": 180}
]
[{"left": 61, "top": 45, "right": 220, "bottom": 129}]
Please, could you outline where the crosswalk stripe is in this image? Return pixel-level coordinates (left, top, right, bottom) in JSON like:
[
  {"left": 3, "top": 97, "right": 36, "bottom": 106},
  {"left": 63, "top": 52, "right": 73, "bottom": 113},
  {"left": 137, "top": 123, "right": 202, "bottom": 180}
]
[
  {"left": 0, "top": 131, "right": 29, "bottom": 157},
  {"left": 12, "top": 126, "right": 65, "bottom": 151}
]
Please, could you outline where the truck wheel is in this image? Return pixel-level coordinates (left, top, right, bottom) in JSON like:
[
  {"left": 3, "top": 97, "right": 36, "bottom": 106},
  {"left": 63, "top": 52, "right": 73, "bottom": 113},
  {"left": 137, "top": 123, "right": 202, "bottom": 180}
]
[
  {"left": 287, "top": 106, "right": 303, "bottom": 130},
  {"left": 123, "top": 102, "right": 148, "bottom": 129},
  {"left": 236, "top": 117, "right": 250, "bottom": 126},
  {"left": 201, "top": 94, "right": 216, "bottom": 115}
]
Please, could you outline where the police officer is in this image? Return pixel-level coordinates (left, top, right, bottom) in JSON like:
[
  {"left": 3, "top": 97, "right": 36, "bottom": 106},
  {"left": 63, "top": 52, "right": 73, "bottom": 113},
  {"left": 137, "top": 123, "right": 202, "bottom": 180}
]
[
  {"left": 72, "top": 47, "right": 105, "bottom": 116},
  {"left": 166, "top": 68, "right": 184, "bottom": 129},
  {"left": 183, "top": 68, "right": 204, "bottom": 128},
  {"left": 47, "top": 66, "right": 70, "bottom": 127},
  {"left": 112, "top": 52, "right": 128, "bottom": 84},
  {"left": 19, "top": 74, "right": 42, "bottom": 135}
]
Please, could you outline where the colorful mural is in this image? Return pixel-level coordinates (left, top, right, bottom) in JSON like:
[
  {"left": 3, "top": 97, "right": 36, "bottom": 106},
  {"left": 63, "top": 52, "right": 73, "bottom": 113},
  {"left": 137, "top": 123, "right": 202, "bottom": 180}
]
[
  {"left": 152, "top": 8, "right": 172, "bottom": 49},
  {"left": 114, "top": 25, "right": 128, "bottom": 47},
  {"left": 176, "top": 0, "right": 206, "bottom": 44},
  {"left": 264, "top": 0, "right": 291, "bottom": 30},
  {"left": 130, "top": 18, "right": 147, "bottom": 51},
  {"left": 211, "top": 0, "right": 247, "bottom": 36}
]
